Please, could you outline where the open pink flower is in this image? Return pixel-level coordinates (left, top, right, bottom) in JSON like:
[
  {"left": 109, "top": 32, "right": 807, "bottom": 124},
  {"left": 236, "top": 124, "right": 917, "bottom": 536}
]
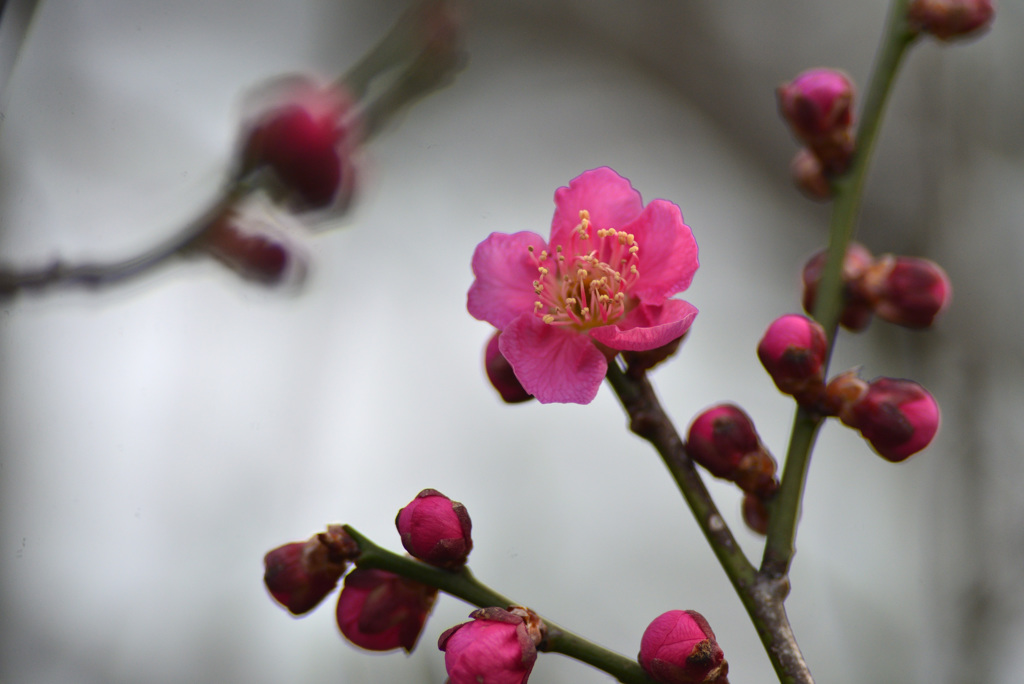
[{"left": 467, "top": 168, "right": 699, "bottom": 404}]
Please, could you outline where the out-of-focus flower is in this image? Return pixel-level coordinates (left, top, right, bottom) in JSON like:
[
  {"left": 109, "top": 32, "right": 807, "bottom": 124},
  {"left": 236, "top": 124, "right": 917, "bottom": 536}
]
[
  {"left": 336, "top": 568, "right": 437, "bottom": 652},
  {"left": 485, "top": 331, "right": 534, "bottom": 403},
  {"left": 777, "top": 68, "right": 856, "bottom": 174},
  {"left": 757, "top": 314, "right": 828, "bottom": 403},
  {"left": 196, "top": 210, "right": 300, "bottom": 285},
  {"left": 801, "top": 243, "right": 876, "bottom": 331},
  {"left": 438, "top": 606, "right": 543, "bottom": 684},
  {"left": 862, "top": 254, "right": 952, "bottom": 328},
  {"left": 237, "top": 76, "right": 360, "bottom": 214},
  {"left": 396, "top": 489, "right": 473, "bottom": 569},
  {"left": 789, "top": 147, "right": 833, "bottom": 200},
  {"left": 263, "top": 524, "right": 359, "bottom": 615},
  {"left": 908, "top": 0, "right": 994, "bottom": 40},
  {"left": 638, "top": 610, "right": 729, "bottom": 684},
  {"left": 686, "top": 405, "right": 778, "bottom": 496},
  {"left": 467, "top": 167, "right": 699, "bottom": 404},
  {"left": 838, "top": 376, "right": 940, "bottom": 462}
]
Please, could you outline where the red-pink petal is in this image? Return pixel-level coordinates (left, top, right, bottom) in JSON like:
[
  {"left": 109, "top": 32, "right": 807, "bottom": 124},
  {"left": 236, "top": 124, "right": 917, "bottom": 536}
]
[
  {"left": 499, "top": 315, "right": 607, "bottom": 405},
  {"left": 590, "top": 300, "right": 698, "bottom": 351},
  {"left": 550, "top": 167, "right": 644, "bottom": 247},
  {"left": 467, "top": 232, "right": 547, "bottom": 330},
  {"left": 626, "top": 199, "right": 699, "bottom": 301}
]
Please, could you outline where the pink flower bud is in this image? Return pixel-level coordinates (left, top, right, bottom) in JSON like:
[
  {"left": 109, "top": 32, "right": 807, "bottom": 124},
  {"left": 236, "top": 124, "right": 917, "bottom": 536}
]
[
  {"left": 335, "top": 568, "right": 437, "bottom": 652},
  {"left": 263, "top": 524, "right": 358, "bottom": 615},
  {"left": 777, "top": 69, "right": 856, "bottom": 171},
  {"left": 687, "top": 406, "right": 778, "bottom": 495},
  {"left": 862, "top": 255, "right": 952, "bottom": 328},
  {"left": 757, "top": 314, "right": 828, "bottom": 402},
  {"left": 238, "top": 76, "right": 359, "bottom": 213},
  {"left": 908, "top": 0, "right": 994, "bottom": 40},
  {"left": 485, "top": 331, "right": 533, "bottom": 403},
  {"left": 801, "top": 243, "right": 876, "bottom": 331},
  {"left": 396, "top": 489, "right": 473, "bottom": 569},
  {"left": 438, "top": 607, "right": 542, "bottom": 684},
  {"left": 790, "top": 148, "right": 833, "bottom": 201},
  {"left": 639, "top": 610, "right": 729, "bottom": 684},
  {"left": 840, "top": 377, "right": 940, "bottom": 462},
  {"left": 198, "top": 212, "right": 295, "bottom": 285}
]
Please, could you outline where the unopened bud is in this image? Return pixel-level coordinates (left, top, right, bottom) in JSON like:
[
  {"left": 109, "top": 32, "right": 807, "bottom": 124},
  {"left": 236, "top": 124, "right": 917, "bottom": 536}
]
[
  {"left": 263, "top": 524, "right": 358, "bottom": 615},
  {"left": 790, "top": 148, "right": 833, "bottom": 201},
  {"left": 777, "top": 69, "right": 856, "bottom": 172},
  {"left": 840, "top": 377, "right": 940, "bottom": 462},
  {"left": 742, "top": 493, "right": 770, "bottom": 536},
  {"left": 198, "top": 212, "right": 295, "bottom": 285},
  {"left": 687, "top": 405, "right": 778, "bottom": 495},
  {"left": 396, "top": 489, "right": 473, "bottom": 569},
  {"left": 485, "top": 331, "right": 533, "bottom": 403},
  {"left": 801, "top": 243, "right": 875, "bottom": 331},
  {"left": 638, "top": 610, "right": 729, "bottom": 684},
  {"left": 335, "top": 568, "right": 437, "bottom": 652},
  {"left": 439, "top": 607, "right": 541, "bottom": 684},
  {"left": 757, "top": 314, "right": 828, "bottom": 403},
  {"left": 862, "top": 255, "right": 952, "bottom": 328},
  {"left": 908, "top": 0, "right": 994, "bottom": 40},
  {"left": 623, "top": 331, "right": 688, "bottom": 374}
]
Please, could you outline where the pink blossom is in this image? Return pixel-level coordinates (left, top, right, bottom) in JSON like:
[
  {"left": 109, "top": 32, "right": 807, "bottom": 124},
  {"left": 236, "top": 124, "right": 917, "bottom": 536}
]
[
  {"left": 335, "top": 568, "right": 437, "bottom": 652},
  {"left": 438, "top": 607, "right": 538, "bottom": 684},
  {"left": 639, "top": 610, "right": 729, "bottom": 684},
  {"left": 467, "top": 168, "right": 699, "bottom": 404},
  {"left": 395, "top": 489, "right": 473, "bottom": 569}
]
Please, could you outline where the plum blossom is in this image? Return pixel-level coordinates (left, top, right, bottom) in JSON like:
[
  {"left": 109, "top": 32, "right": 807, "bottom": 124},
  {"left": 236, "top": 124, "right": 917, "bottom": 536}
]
[{"left": 467, "top": 167, "right": 699, "bottom": 404}]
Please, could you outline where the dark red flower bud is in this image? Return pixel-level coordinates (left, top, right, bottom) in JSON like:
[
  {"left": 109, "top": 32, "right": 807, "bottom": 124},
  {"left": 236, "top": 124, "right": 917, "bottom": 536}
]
[
  {"left": 485, "top": 331, "right": 533, "bottom": 403},
  {"left": 335, "top": 568, "right": 437, "bottom": 652},
  {"left": 396, "top": 489, "right": 473, "bottom": 569},
  {"left": 757, "top": 314, "right": 828, "bottom": 403},
  {"left": 686, "top": 405, "right": 778, "bottom": 495},
  {"left": 238, "top": 76, "right": 359, "bottom": 213},
  {"left": 908, "top": 0, "right": 994, "bottom": 40},
  {"left": 438, "top": 606, "right": 543, "bottom": 684},
  {"left": 623, "top": 331, "right": 688, "bottom": 374},
  {"left": 741, "top": 493, "right": 771, "bottom": 536},
  {"left": 839, "top": 377, "right": 940, "bottom": 462},
  {"left": 199, "top": 212, "right": 296, "bottom": 285},
  {"left": 789, "top": 148, "right": 833, "bottom": 201},
  {"left": 862, "top": 255, "right": 952, "bottom": 328},
  {"left": 801, "top": 243, "right": 875, "bottom": 331},
  {"left": 264, "top": 524, "right": 358, "bottom": 615},
  {"left": 639, "top": 610, "right": 729, "bottom": 684}
]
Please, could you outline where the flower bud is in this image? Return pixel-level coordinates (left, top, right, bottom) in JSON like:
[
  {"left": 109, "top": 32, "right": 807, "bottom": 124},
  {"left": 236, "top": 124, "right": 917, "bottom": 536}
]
[
  {"left": 790, "top": 148, "right": 833, "bottom": 201},
  {"left": 638, "top": 610, "right": 729, "bottom": 684},
  {"left": 801, "top": 243, "right": 875, "bottom": 331},
  {"left": 840, "top": 377, "right": 940, "bottom": 462},
  {"left": 238, "top": 76, "right": 359, "bottom": 213},
  {"left": 335, "top": 568, "right": 437, "bottom": 652},
  {"left": 741, "top": 493, "right": 770, "bottom": 536},
  {"left": 862, "top": 255, "right": 952, "bottom": 328},
  {"left": 757, "top": 314, "right": 828, "bottom": 402},
  {"left": 777, "top": 69, "right": 855, "bottom": 171},
  {"left": 396, "top": 489, "right": 473, "bottom": 569},
  {"left": 908, "top": 0, "right": 994, "bottom": 40},
  {"left": 198, "top": 212, "right": 296, "bottom": 285},
  {"left": 824, "top": 369, "right": 869, "bottom": 418},
  {"left": 264, "top": 524, "right": 358, "bottom": 615},
  {"left": 485, "top": 331, "right": 533, "bottom": 403},
  {"left": 438, "top": 607, "right": 542, "bottom": 684},
  {"left": 686, "top": 405, "right": 779, "bottom": 496}
]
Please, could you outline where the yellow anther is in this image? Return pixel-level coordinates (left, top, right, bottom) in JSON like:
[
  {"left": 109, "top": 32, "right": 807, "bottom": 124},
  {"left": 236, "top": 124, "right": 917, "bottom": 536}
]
[
  {"left": 577, "top": 269, "right": 588, "bottom": 279},
  {"left": 629, "top": 245, "right": 638, "bottom": 254},
  {"left": 528, "top": 245, "right": 535, "bottom": 252},
  {"left": 542, "top": 315, "right": 555, "bottom": 324},
  {"left": 538, "top": 267, "right": 549, "bottom": 276},
  {"left": 579, "top": 209, "right": 590, "bottom": 221},
  {"left": 565, "top": 297, "right": 577, "bottom": 306},
  {"left": 630, "top": 265, "right": 639, "bottom": 275},
  {"left": 534, "top": 301, "right": 543, "bottom": 310},
  {"left": 580, "top": 307, "right": 590, "bottom": 317},
  {"left": 539, "top": 250, "right": 548, "bottom": 260}
]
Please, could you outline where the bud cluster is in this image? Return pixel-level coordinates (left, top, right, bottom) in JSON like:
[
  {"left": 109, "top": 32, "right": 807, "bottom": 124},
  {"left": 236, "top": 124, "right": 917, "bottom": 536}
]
[
  {"left": 777, "top": 68, "right": 856, "bottom": 199},
  {"left": 802, "top": 243, "right": 952, "bottom": 331}
]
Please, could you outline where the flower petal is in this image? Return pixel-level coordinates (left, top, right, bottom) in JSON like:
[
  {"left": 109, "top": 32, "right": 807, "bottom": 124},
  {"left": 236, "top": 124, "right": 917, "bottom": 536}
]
[
  {"left": 626, "top": 199, "right": 699, "bottom": 301},
  {"left": 550, "top": 167, "right": 644, "bottom": 247},
  {"left": 499, "top": 315, "right": 607, "bottom": 404},
  {"left": 467, "top": 232, "right": 548, "bottom": 330},
  {"left": 590, "top": 299, "right": 698, "bottom": 351}
]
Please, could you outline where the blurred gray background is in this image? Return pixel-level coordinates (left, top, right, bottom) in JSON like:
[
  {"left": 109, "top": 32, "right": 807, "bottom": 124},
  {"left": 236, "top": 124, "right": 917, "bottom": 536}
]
[{"left": 1, "top": 1, "right": 1022, "bottom": 682}]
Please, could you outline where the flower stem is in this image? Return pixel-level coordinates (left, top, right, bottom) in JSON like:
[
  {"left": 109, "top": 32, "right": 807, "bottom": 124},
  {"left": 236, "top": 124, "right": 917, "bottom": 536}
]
[
  {"left": 761, "top": 0, "right": 918, "bottom": 580},
  {"left": 343, "top": 525, "right": 656, "bottom": 684}
]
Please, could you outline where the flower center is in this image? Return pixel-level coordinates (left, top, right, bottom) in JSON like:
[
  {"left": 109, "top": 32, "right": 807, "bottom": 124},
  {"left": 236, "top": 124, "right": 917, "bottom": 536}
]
[{"left": 529, "top": 210, "right": 640, "bottom": 330}]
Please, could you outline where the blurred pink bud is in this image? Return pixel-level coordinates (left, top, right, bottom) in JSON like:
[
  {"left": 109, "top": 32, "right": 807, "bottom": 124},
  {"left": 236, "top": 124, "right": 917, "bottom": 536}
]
[
  {"left": 757, "top": 314, "right": 828, "bottom": 402},
  {"left": 840, "top": 377, "right": 940, "bottom": 462},
  {"left": 485, "top": 331, "right": 533, "bottom": 403},
  {"left": 199, "top": 212, "right": 294, "bottom": 285},
  {"left": 264, "top": 524, "right": 358, "bottom": 615},
  {"left": 790, "top": 148, "right": 833, "bottom": 200},
  {"left": 908, "top": 0, "right": 994, "bottom": 40},
  {"left": 396, "top": 489, "right": 473, "bottom": 569},
  {"left": 801, "top": 243, "right": 876, "bottom": 331},
  {"left": 774, "top": 68, "right": 856, "bottom": 147},
  {"left": 335, "top": 568, "right": 437, "bottom": 652},
  {"left": 863, "top": 255, "right": 952, "bottom": 328},
  {"left": 239, "top": 76, "right": 360, "bottom": 213},
  {"left": 438, "top": 607, "right": 542, "bottom": 684},
  {"left": 639, "top": 610, "right": 729, "bottom": 684}
]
